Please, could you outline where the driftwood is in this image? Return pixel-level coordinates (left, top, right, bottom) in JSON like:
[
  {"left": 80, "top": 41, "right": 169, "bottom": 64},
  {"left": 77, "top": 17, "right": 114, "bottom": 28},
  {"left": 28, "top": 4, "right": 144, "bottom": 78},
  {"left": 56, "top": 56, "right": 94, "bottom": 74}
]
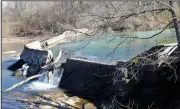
[
  {"left": 38, "top": 94, "right": 80, "bottom": 109},
  {"left": 4, "top": 71, "right": 49, "bottom": 93},
  {"left": 16, "top": 94, "right": 82, "bottom": 109},
  {"left": 16, "top": 98, "right": 61, "bottom": 108}
]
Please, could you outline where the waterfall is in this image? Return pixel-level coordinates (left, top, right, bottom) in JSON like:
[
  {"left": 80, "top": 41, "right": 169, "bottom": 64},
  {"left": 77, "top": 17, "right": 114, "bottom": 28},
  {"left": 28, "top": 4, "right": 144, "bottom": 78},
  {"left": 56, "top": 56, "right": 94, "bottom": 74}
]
[
  {"left": 24, "top": 67, "right": 64, "bottom": 91},
  {"left": 22, "top": 63, "right": 29, "bottom": 76},
  {"left": 50, "top": 68, "right": 64, "bottom": 86},
  {"left": 38, "top": 67, "right": 64, "bottom": 86}
]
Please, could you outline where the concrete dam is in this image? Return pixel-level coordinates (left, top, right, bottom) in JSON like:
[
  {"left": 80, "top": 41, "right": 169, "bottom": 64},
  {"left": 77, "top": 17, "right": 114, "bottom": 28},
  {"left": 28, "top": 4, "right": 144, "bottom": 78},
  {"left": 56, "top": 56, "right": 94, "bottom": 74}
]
[{"left": 7, "top": 40, "right": 180, "bottom": 102}]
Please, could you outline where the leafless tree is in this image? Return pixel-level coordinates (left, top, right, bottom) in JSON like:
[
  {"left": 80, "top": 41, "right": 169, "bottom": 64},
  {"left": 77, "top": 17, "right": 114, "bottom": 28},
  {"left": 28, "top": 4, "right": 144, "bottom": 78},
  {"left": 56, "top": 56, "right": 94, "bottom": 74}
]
[{"left": 2, "top": 1, "right": 180, "bottom": 108}]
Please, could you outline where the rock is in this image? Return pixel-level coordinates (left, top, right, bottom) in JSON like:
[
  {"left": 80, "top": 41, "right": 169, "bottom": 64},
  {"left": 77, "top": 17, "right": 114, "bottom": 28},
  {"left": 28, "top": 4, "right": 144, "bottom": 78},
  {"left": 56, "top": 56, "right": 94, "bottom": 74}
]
[
  {"left": 41, "top": 92, "right": 68, "bottom": 101},
  {"left": 20, "top": 41, "right": 53, "bottom": 76},
  {"left": 26, "top": 64, "right": 41, "bottom": 77},
  {"left": 20, "top": 46, "right": 53, "bottom": 67},
  {"left": 39, "top": 105, "right": 57, "bottom": 109},
  {"left": 50, "top": 47, "right": 74, "bottom": 67},
  {"left": 28, "top": 105, "right": 34, "bottom": 109},
  {"left": 11, "top": 69, "right": 23, "bottom": 76},
  {"left": 10, "top": 63, "right": 29, "bottom": 77},
  {"left": 7, "top": 59, "right": 25, "bottom": 71},
  {"left": 84, "top": 103, "right": 97, "bottom": 109},
  {"left": 25, "top": 41, "right": 42, "bottom": 49}
]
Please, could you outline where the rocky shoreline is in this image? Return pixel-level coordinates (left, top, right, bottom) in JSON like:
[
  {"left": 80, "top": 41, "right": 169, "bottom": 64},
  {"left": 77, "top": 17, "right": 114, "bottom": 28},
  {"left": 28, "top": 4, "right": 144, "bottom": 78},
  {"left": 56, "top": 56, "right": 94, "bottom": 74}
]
[{"left": 16, "top": 92, "right": 97, "bottom": 109}]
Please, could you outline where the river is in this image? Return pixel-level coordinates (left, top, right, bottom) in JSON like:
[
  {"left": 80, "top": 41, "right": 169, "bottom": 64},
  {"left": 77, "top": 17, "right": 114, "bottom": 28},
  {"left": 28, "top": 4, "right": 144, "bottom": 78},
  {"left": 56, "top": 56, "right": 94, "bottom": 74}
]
[{"left": 2, "top": 29, "right": 177, "bottom": 108}]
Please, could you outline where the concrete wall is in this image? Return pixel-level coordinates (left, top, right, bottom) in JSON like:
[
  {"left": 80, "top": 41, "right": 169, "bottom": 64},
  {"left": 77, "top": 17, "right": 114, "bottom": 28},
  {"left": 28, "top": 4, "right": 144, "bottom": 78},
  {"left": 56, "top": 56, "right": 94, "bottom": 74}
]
[
  {"left": 59, "top": 58, "right": 117, "bottom": 99},
  {"left": 58, "top": 58, "right": 134, "bottom": 99},
  {"left": 20, "top": 42, "right": 53, "bottom": 77},
  {"left": 58, "top": 45, "right": 180, "bottom": 99}
]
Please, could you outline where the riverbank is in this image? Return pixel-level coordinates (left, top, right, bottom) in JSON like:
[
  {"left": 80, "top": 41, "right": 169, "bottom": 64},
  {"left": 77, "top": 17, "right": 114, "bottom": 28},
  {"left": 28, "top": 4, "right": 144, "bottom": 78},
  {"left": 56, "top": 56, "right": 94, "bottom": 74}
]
[
  {"left": 16, "top": 92, "right": 97, "bottom": 109},
  {"left": 2, "top": 35, "right": 50, "bottom": 44},
  {"left": 2, "top": 28, "right": 91, "bottom": 44}
]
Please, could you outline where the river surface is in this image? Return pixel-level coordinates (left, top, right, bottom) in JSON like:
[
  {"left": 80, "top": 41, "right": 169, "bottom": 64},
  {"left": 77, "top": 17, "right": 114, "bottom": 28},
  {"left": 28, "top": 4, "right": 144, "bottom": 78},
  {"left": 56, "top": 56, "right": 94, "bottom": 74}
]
[
  {"left": 2, "top": 43, "right": 29, "bottom": 109},
  {"left": 51, "top": 28, "right": 177, "bottom": 63},
  {"left": 2, "top": 29, "right": 177, "bottom": 108}
]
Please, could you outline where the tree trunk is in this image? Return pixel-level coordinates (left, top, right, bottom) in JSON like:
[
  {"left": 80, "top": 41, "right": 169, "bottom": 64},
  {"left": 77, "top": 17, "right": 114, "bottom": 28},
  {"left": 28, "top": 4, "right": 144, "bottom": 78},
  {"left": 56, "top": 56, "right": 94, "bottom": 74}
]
[{"left": 169, "top": 9, "right": 180, "bottom": 45}]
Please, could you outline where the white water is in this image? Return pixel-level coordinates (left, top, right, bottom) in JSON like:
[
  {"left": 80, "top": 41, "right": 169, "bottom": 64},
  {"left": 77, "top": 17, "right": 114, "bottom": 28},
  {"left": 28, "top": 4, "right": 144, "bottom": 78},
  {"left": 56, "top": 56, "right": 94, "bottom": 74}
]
[
  {"left": 24, "top": 67, "right": 64, "bottom": 91},
  {"left": 24, "top": 81, "right": 57, "bottom": 91},
  {"left": 4, "top": 56, "right": 63, "bottom": 92}
]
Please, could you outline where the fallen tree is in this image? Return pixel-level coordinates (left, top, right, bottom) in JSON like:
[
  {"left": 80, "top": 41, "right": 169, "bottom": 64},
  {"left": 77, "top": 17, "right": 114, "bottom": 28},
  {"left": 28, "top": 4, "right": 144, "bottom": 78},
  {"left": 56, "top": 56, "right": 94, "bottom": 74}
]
[{"left": 4, "top": 71, "right": 49, "bottom": 93}]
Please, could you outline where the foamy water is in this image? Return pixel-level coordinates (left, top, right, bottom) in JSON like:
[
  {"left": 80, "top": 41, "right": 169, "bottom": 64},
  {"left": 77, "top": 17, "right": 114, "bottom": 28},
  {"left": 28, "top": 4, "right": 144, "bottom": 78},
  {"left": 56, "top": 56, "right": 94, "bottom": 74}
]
[
  {"left": 3, "top": 57, "right": 63, "bottom": 92},
  {"left": 24, "top": 67, "right": 63, "bottom": 91},
  {"left": 2, "top": 58, "right": 64, "bottom": 93},
  {"left": 24, "top": 81, "right": 57, "bottom": 91}
]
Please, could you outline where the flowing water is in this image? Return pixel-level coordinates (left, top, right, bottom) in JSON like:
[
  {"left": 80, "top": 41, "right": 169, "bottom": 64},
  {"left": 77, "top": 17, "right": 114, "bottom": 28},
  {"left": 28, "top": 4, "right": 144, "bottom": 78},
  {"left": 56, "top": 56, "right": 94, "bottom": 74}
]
[
  {"left": 25, "top": 68, "right": 64, "bottom": 91},
  {"left": 2, "top": 43, "right": 62, "bottom": 108},
  {"left": 2, "top": 43, "right": 31, "bottom": 109},
  {"left": 2, "top": 29, "right": 177, "bottom": 108},
  {"left": 51, "top": 28, "right": 177, "bottom": 63}
]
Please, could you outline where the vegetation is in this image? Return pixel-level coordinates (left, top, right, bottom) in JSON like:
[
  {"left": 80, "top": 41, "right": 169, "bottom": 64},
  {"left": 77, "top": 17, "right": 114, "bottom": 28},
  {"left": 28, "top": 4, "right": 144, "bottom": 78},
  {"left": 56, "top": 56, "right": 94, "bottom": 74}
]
[
  {"left": 2, "top": 1, "right": 180, "bottom": 38},
  {"left": 2, "top": 1, "right": 180, "bottom": 109}
]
